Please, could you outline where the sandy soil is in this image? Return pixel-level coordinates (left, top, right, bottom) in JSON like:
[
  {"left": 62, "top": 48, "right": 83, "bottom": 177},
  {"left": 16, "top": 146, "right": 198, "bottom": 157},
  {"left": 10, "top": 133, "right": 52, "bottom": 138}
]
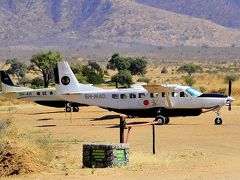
[{"left": 1, "top": 104, "right": 240, "bottom": 180}]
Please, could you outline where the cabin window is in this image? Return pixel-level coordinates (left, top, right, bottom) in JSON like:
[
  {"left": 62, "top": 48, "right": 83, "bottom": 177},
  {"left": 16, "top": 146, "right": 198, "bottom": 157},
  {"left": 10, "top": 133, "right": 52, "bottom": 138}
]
[
  {"left": 120, "top": 94, "right": 127, "bottom": 99},
  {"left": 129, "top": 93, "right": 137, "bottom": 99},
  {"left": 50, "top": 91, "right": 53, "bottom": 95},
  {"left": 112, "top": 94, "right": 119, "bottom": 99},
  {"left": 37, "top": 92, "right": 40, "bottom": 95},
  {"left": 180, "top": 92, "right": 188, "bottom": 97},
  {"left": 42, "top": 92, "right": 47, "bottom": 96},
  {"left": 172, "top": 92, "right": 177, "bottom": 97},
  {"left": 138, "top": 93, "right": 145, "bottom": 98},
  {"left": 162, "top": 92, "right": 165, "bottom": 97},
  {"left": 150, "top": 93, "right": 158, "bottom": 98}
]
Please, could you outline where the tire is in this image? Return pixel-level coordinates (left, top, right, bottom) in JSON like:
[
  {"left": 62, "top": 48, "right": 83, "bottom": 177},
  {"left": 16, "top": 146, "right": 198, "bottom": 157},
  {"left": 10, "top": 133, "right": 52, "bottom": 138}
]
[
  {"left": 66, "top": 106, "right": 72, "bottom": 112},
  {"left": 215, "top": 117, "right": 222, "bottom": 125},
  {"left": 165, "top": 117, "right": 170, "bottom": 124},
  {"left": 73, "top": 106, "right": 79, "bottom": 112},
  {"left": 154, "top": 116, "right": 166, "bottom": 125}
]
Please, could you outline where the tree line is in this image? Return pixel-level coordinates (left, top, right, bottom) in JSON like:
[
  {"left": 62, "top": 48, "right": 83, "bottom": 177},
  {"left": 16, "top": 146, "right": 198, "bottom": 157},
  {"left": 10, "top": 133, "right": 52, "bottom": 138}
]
[
  {"left": 3, "top": 51, "right": 148, "bottom": 88},
  {"left": 4, "top": 51, "right": 235, "bottom": 89}
]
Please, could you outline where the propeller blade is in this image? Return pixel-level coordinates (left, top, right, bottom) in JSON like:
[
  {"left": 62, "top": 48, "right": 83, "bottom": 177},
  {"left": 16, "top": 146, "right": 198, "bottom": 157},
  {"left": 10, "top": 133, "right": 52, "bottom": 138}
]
[
  {"left": 228, "top": 80, "right": 232, "bottom": 111},
  {"left": 228, "top": 80, "right": 232, "bottom": 97}
]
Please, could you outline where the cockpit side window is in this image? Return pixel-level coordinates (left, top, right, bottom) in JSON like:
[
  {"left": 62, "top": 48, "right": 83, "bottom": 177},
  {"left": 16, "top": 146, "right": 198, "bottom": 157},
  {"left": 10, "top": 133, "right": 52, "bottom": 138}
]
[{"left": 180, "top": 92, "right": 185, "bottom": 97}]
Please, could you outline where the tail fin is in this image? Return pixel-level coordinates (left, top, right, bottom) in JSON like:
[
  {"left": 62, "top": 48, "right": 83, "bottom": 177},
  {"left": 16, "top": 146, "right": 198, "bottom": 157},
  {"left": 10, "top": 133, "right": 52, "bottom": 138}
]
[
  {"left": 1, "top": 71, "right": 16, "bottom": 92},
  {"left": 1, "top": 71, "right": 14, "bottom": 86},
  {"left": 55, "top": 61, "right": 104, "bottom": 95},
  {"left": 56, "top": 61, "right": 80, "bottom": 95},
  {"left": 0, "top": 70, "right": 31, "bottom": 93}
]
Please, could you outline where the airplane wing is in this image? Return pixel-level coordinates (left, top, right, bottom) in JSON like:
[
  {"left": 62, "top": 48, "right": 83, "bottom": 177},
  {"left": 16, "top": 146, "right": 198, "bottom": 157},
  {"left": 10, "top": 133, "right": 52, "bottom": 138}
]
[
  {"left": 143, "top": 84, "right": 173, "bottom": 108},
  {"left": 142, "top": 84, "right": 172, "bottom": 93}
]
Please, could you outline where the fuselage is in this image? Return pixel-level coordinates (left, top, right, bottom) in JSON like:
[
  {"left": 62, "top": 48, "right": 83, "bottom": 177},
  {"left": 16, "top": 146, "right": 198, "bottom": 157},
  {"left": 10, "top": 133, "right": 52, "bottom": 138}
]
[
  {"left": 60, "top": 84, "right": 233, "bottom": 117},
  {"left": 2, "top": 87, "right": 85, "bottom": 108}
]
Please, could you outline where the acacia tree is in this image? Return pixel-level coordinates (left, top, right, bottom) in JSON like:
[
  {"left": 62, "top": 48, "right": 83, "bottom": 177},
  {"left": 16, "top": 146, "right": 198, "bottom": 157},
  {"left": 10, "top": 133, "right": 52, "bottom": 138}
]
[
  {"left": 177, "top": 63, "right": 202, "bottom": 76},
  {"left": 81, "top": 61, "right": 105, "bottom": 84},
  {"left": 111, "top": 70, "right": 133, "bottom": 88},
  {"left": 29, "top": 51, "right": 63, "bottom": 87},
  {"left": 5, "top": 59, "right": 27, "bottom": 84},
  {"left": 107, "top": 53, "right": 147, "bottom": 75},
  {"left": 129, "top": 57, "right": 147, "bottom": 75},
  {"left": 107, "top": 53, "right": 131, "bottom": 71}
]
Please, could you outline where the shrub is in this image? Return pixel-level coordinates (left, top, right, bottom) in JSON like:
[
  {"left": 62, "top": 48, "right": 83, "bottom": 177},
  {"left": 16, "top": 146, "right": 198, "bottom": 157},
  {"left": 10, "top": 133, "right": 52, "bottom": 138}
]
[
  {"left": 161, "top": 67, "right": 168, "bottom": 74},
  {"left": 199, "top": 86, "right": 206, "bottom": 93},
  {"left": 137, "top": 76, "right": 150, "bottom": 83},
  {"left": 183, "top": 76, "right": 196, "bottom": 86},
  {"left": 31, "top": 77, "right": 44, "bottom": 88},
  {"left": 224, "top": 74, "right": 239, "bottom": 83}
]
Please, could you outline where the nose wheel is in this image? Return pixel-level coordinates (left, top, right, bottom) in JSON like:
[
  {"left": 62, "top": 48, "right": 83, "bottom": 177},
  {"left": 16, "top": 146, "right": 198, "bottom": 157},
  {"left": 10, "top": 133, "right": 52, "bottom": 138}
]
[
  {"left": 215, "top": 117, "right": 222, "bottom": 125},
  {"left": 215, "top": 110, "right": 223, "bottom": 125}
]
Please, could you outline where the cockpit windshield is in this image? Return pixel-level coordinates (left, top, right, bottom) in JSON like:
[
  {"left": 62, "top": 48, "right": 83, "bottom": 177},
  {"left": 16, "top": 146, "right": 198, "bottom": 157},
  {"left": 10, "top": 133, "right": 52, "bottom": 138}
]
[{"left": 186, "top": 87, "right": 202, "bottom": 97}]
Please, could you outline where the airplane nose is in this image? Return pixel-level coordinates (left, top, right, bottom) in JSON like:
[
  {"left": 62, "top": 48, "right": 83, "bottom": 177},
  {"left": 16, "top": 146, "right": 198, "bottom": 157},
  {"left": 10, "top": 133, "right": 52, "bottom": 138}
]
[{"left": 227, "top": 96, "right": 235, "bottom": 103}]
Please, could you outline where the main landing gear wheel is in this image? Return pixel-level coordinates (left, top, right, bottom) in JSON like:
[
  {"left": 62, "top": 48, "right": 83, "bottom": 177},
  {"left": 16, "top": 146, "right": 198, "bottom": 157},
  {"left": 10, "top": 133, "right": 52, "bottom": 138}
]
[
  {"left": 66, "top": 106, "right": 72, "bottom": 112},
  {"left": 154, "top": 116, "right": 167, "bottom": 125},
  {"left": 73, "top": 106, "right": 79, "bottom": 112},
  {"left": 165, "top": 117, "right": 170, "bottom": 124},
  {"left": 215, "top": 117, "right": 222, "bottom": 125}
]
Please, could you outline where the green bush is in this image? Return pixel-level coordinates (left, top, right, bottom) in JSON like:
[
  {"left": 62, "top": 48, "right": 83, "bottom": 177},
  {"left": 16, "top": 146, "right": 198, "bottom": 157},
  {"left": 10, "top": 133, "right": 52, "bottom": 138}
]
[
  {"left": 224, "top": 74, "right": 239, "bottom": 83},
  {"left": 199, "top": 86, "right": 206, "bottom": 93},
  {"left": 183, "top": 76, "right": 196, "bottom": 86},
  {"left": 31, "top": 77, "right": 44, "bottom": 88},
  {"left": 137, "top": 76, "right": 150, "bottom": 83}
]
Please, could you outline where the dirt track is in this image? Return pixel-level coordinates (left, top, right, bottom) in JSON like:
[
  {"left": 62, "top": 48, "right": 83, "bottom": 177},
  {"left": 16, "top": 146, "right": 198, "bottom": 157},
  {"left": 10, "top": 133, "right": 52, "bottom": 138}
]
[{"left": 2, "top": 104, "right": 240, "bottom": 179}]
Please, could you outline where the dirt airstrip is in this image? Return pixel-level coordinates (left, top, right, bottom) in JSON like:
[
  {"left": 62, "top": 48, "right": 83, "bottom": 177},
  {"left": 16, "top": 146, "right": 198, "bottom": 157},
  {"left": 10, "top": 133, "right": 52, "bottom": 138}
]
[{"left": 1, "top": 104, "right": 240, "bottom": 179}]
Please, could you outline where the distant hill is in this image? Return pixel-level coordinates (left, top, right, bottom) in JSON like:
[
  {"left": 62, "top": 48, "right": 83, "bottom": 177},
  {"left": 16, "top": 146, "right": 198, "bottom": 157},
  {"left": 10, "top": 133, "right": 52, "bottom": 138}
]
[
  {"left": 0, "top": 0, "right": 240, "bottom": 49},
  {"left": 136, "top": 0, "right": 240, "bottom": 29}
]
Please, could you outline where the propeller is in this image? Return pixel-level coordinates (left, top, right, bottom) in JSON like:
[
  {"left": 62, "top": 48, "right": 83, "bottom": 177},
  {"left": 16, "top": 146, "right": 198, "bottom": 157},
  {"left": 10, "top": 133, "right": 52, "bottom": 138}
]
[{"left": 228, "top": 80, "right": 232, "bottom": 111}]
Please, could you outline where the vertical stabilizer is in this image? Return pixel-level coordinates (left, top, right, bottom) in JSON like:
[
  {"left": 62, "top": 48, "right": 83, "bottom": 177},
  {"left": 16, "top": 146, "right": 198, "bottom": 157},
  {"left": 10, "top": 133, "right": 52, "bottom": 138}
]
[
  {"left": 1, "top": 71, "right": 15, "bottom": 92},
  {"left": 57, "top": 61, "right": 80, "bottom": 95},
  {"left": 1, "top": 71, "right": 14, "bottom": 86},
  {"left": 0, "top": 71, "right": 32, "bottom": 93}
]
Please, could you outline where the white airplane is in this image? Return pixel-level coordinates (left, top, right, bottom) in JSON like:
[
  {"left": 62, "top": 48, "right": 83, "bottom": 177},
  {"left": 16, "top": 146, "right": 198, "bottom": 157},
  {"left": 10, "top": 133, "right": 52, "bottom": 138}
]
[
  {"left": 55, "top": 61, "right": 235, "bottom": 125},
  {"left": 0, "top": 70, "right": 85, "bottom": 112}
]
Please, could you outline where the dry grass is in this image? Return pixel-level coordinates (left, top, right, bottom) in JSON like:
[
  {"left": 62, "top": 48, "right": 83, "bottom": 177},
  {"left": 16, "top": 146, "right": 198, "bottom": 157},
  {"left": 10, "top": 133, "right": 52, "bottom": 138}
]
[
  {"left": 0, "top": 96, "right": 32, "bottom": 106},
  {"left": 0, "top": 118, "right": 57, "bottom": 177}
]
